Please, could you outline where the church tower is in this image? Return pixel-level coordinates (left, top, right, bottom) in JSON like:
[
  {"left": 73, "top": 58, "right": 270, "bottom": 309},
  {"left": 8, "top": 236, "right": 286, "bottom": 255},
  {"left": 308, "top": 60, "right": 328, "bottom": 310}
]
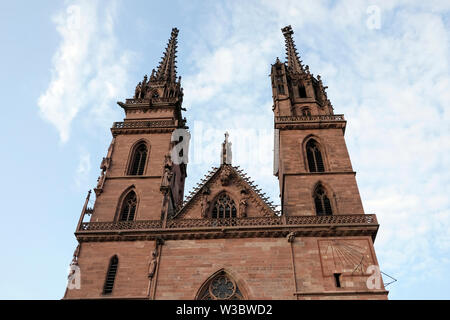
[
  {"left": 64, "top": 28, "right": 189, "bottom": 299},
  {"left": 64, "top": 26, "right": 388, "bottom": 300},
  {"left": 91, "top": 27, "right": 186, "bottom": 223},
  {"left": 272, "top": 25, "right": 363, "bottom": 217}
]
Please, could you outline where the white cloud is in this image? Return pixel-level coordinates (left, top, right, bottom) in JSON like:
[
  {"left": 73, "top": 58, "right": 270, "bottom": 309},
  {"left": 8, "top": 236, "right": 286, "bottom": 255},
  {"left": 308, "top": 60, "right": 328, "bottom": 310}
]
[
  {"left": 74, "top": 149, "right": 91, "bottom": 188},
  {"left": 38, "top": 0, "right": 130, "bottom": 143}
]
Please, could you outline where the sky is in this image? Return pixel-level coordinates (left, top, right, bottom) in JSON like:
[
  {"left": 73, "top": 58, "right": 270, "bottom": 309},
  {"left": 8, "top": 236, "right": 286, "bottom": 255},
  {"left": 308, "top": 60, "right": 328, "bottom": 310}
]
[{"left": 0, "top": 0, "right": 449, "bottom": 299}]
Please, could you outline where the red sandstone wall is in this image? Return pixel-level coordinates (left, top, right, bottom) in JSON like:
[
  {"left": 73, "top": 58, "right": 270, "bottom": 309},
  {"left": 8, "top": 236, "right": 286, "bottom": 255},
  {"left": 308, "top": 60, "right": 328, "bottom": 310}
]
[
  {"left": 64, "top": 236, "right": 387, "bottom": 300},
  {"left": 92, "top": 133, "right": 172, "bottom": 221}
]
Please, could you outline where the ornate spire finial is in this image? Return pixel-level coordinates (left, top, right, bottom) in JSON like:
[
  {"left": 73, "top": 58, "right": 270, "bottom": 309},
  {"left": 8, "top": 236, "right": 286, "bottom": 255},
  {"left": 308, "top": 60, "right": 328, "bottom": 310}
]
[
  {"left": 221, "top": 131, "right": 232, "bottom": 165},
  {"left": 281, "top": 25, "right": 304, "bottom": 74},
  {"left": 155, "top": 27, "right": 179, "bottom": 82}
]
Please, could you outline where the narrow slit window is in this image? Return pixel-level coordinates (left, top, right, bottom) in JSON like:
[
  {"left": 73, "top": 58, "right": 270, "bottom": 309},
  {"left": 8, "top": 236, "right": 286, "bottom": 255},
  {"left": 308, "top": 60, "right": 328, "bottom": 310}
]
[
  {"left": 334, "top": 273, "right": 341, "bottom": 288},
  {"left": 103, "top": 256, "right": 119, "bottom": 294}
]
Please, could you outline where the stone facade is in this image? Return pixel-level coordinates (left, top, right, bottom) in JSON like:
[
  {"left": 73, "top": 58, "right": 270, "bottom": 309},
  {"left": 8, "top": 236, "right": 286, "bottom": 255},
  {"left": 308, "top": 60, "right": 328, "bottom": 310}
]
[{"left": 64, "top": 26, "right": 388, "bottom": 300}]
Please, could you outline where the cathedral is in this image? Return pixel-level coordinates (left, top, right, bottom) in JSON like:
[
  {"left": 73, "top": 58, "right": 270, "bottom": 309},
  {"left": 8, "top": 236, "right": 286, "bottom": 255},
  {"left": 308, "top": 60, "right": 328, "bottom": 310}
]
[{"left": 64, "top": 26, "right": 388, "bottom": 300}]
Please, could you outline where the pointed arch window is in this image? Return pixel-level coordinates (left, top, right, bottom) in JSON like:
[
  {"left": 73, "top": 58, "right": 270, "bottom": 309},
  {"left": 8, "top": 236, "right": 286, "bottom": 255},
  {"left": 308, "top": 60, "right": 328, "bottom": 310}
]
[
  {"left": 306, "top": 139, "right": 325, "bottom": 172},
  {"left": 277, "top": 84, "right": 285, "bottom": 95},
  {"left": 103, "top": 255, "right": 118, "bottom": 294},
  {"left": 119, "top": 191, "right": 137, "bottom": 221},
  {"left": 128, "top": 142, "right": 148, "bottom": 175},
  {"left": 197, "top": 271, "right": 244, "bottom": 300},
  {"left": 314, "top": 184, "right": 332, "bottom": 216},
  {"left": 212, "top": 193, "right": 237, "bottom": 219},
  {"left": 302, "top": 107, "right": 311, "bottom": 116}
]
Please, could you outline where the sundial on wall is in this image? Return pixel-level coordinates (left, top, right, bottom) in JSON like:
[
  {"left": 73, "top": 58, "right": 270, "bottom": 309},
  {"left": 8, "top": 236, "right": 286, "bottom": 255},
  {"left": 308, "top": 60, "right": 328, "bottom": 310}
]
[{"left": 318, "top": 239, "right": 375, "bottom": 275}]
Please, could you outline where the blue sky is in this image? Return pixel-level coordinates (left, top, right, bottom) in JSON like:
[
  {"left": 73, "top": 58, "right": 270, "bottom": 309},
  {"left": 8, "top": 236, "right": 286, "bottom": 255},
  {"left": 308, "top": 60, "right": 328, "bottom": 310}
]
[{"left": 0, "top": 0, "right": 449, "bottom": 299}]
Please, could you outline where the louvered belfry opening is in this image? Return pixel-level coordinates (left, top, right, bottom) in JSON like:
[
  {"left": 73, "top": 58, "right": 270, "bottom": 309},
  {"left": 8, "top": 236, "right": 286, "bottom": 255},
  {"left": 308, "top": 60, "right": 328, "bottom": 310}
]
[
  {"left": 129, "top": 143, "right": 148, "bottom": 175},
  {"left": 306, "top": 139, "right": 325, "bottom": 172},
  {"left": 103, "top": 255, "right": 118, "bottom": 295},
  {"left": 212, "top": 194, "right": 237, "bottom": 219},
  {"left": 119, "top": 191, "right": 137, "bottom": 221},
  {"left": 314, "top": 184, "right": 332, "bottom": 216},
  {"left": 298, "top": 84, "right": 307, "bottom": 98}
]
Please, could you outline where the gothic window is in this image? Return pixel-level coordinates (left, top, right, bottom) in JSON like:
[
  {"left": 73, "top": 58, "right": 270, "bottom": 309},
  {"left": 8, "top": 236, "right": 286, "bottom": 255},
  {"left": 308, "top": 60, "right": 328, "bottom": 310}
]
[
  {"left": 128, "top": 142, "right": 148, "bottom": 175},
  {"left": 306, "top": 139, "right": 325, "bottom": 172},
  {"left": 298, "top": 84, "right": 307, "bottom": 98},
  {"left": 277, "top": 84, "right": 285, "bottom": 94},
  {"left": 197, "top": 271, "right": 243, "bottom": 300},
  {"left": 314, "top": 184, "right": 332, "bottom": 216},
  {"left": 103, "top": 255, "right": 118, "bottom": 294},
  {"left": 302, "top": 107, "right": 311, "bottom": 116},
  {"left": 212, "top": 193, "right": 237, "bottom": 219},
  {"left": 119, "top": 191, "right": 137, "bottom": 221}
]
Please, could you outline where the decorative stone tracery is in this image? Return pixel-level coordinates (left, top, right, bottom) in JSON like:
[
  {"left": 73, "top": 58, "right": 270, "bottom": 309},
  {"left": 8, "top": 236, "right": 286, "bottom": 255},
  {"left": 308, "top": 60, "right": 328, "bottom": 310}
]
[{"left": 197, "top": 271, "right": 244, "bottom": 300}]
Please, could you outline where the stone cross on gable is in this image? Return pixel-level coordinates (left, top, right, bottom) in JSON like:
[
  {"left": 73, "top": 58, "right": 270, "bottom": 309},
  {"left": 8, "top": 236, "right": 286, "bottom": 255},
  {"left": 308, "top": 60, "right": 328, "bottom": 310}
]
[{"left": 221, "top": 131, "right": 232, "bottom": 165}]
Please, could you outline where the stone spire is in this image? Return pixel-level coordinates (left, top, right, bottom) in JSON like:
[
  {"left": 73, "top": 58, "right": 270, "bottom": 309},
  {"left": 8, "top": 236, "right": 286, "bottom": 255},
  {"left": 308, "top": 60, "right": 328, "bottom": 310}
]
[
  {"left": 154, "top": 27, "right": 179, "bottom": 82},
  {"left": 221, "top": 132, "right": 232, "bottom": 165},
  {"left": 281, "top": 25, "right": 305, "bottom": 74}
]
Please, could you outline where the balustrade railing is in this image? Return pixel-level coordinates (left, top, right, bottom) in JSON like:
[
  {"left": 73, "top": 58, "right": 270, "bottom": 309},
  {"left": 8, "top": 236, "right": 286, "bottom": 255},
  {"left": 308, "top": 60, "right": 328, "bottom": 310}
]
[
  {"left": 112, "top": 120, "right": 175, "bottom": 129},
  {"left": 166, "top": 216, "right": 284, "bottom": 229},
  {"left": 275, "top": 114, "right": 345, "bottom": 122},
  {"left": 286, "top": 214, "right": 376, "bottom": 225},
  {"left": 80, "top": 220, "right": 162, "bottom": 231},
  {"left": 125, "top": 97, "right": 178, "bottom": 104},
  {"left": 78, "top": 214, "right": 376, "bottom": 232}
]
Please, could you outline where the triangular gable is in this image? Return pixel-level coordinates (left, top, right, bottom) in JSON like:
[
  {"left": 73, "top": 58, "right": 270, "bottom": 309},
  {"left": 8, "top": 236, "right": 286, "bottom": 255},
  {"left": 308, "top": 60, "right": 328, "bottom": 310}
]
[{"left": 173, "top": 165, "right": 279, "bottom": 219}]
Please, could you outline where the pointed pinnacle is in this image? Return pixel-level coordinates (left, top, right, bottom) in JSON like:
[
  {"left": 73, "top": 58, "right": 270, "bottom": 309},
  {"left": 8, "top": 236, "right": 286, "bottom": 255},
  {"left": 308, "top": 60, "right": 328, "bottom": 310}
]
[
  {"left": 281, "top": 25, "right": 305, "bottom": 74},
  {"left": 154, "top": 27, "right": 179, "bottom": 82}
]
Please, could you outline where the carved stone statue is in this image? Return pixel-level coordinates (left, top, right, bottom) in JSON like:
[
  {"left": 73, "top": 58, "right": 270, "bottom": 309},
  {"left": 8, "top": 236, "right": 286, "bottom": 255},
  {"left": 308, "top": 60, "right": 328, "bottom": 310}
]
[
  {"left": 239, "top": 197, "right": 248, "bottom": 218},
  {"left": 163, "top": 154, "right": 173, "bottom": 169},
  {"left": 220, "top": 166, "right": 233, "bottom": 186},
  {"left": 201, "top": 194, "right": 210, "bottom": 218},
  {"left": 140, "top": 75, "right": 148, "bottom": 98},
  {"left": 100, "top": 157, "right": 110, "bottom": 171},
  {"left": 160, "top": 167, "right": 173, "bottom": 191},
  {"left": 96, "top": 170, "right": 105, "bottom": 189},
  {"left": 239, "top": 189, "right": 249, "bottom": 218},
  {"left": 148, "top": 249, "right": 158, "bottom": 279},
  {"left": 200, "top": 187, "right": 211, "bottom": 218},
  {"left": 72, "top": 244, "right": 80, "bottom": 264},
  {"left": 221, "top": 132, "right": 232, "bottom": 165},
  {"left": 287, "top": 232, "right": 296, "bottom": 243},
  {"left": 134, "top": 82, "right": 142, "bottom": 99},
  {"left": 160, "top": 154, "right": 174, "bottom": 192}
]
